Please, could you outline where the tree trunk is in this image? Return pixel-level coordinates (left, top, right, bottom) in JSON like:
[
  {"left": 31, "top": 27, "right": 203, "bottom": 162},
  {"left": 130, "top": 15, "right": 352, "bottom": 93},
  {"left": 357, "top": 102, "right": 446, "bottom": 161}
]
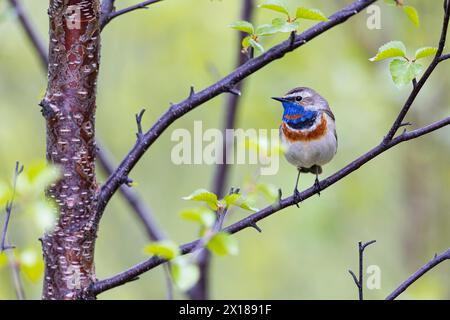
[{"left": 40, "top": 0, "right": 101, "bottom": 300}]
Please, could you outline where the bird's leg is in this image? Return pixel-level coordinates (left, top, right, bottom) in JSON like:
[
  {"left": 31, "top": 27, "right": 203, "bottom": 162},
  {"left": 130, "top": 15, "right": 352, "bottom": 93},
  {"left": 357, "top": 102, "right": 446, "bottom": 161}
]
[
  {"left": 293, "top": 168, "right": 301, "bottom": 207},
  {"left": 313, "top": 166, "right": 321, "bottom": 196}
]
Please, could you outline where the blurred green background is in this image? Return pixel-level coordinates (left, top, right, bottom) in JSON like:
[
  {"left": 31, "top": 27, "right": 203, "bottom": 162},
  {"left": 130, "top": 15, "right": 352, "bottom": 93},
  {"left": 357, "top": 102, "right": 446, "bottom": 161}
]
[{"left": 0, "top": 0, "right": 449, "bottom": 299}]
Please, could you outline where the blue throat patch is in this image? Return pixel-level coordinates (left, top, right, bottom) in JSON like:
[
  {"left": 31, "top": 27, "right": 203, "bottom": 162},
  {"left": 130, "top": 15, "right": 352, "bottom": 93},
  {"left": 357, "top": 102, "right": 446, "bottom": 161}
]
[{"left": 281, "top": 101, "right": 318, "bottom": 130}]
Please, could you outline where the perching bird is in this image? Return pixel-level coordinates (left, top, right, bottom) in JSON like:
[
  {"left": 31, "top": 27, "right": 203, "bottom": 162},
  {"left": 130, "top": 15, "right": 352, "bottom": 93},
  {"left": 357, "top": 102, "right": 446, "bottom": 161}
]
[{"left": 272, "top": 87, "right": 337, "bottom": 203}]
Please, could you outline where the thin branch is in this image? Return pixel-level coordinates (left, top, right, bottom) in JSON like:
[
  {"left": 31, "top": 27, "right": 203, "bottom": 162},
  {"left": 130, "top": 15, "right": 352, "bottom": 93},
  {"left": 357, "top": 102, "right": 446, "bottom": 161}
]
[
  {"left": 1, "top": 162, "right": 24, "bottom": 252},
  {"left": 384, "top": 0, "right": 449, "bottom": 142},
  {"left": 135, "top": 109, "right": 146, "bottom": 141},
  {"left": 97, "top": 0, "right": 379, "bottom": 216},
  {"left": 88, "top": 115, "right": 450, "bottom": 296},
  {"left": 187, "top": 0, "right": 255, "bottom": 301},
  {"left": 163, "top": 263, "right": 174, "bottom": 300},
  {"left": 5, "top": 244, "right": 26, "bottom": 300},
  {"left": 100, "top": 0, "right": 116, "bottom": 29},
  {"left": 7, "top": 0, "right": 48, "bottom": 69},
  {"left": 348, "top": 240, "right": 376, "bottom": 300},
  {"left": 440, "top": 53, "right": 450, "bottom": 61},
  {"left": 0, "top": 163, "right": 26, "bottom": 300},
  {"left": 386, "top": 248, "right": 450, "bottom": 300},
  {"left": 101, "top": 0, "right": 163, "bottom": 30}
]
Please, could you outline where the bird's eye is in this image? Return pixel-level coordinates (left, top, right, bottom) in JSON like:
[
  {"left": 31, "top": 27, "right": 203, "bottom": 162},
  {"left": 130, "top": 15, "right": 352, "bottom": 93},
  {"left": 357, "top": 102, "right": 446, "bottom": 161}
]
[{"left": 295, "top": 96, "right": 303, "bottom": 102}]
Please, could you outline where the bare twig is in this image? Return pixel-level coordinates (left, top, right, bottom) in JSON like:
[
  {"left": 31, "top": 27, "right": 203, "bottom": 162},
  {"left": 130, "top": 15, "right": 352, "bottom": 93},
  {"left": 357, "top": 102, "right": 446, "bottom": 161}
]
[
  {"left": 97, "top": 0, "right": 379, "bottom": 216},
  {"left": 1, "top": 162, "right": 24, "bottom": 252},
  {"left": 386, "top": 248, "right": 450, "bottom": 300},
  {"left": 135, "top": 109, "right": 146, "bottom": 141},
  {"left": 5, "top": 243, "right": 26, "bottom": 300},
  {"left": 348, "top": 240, "right": 376, "bottom": 300},
  {"left": 101, "top": 0, "right": 163, "bottom": 30},
  {"left": 0, "top": 163, "right": 26, "bottom": 300},
  {"left": 163, "top": 263, "right": 174, "bottom": 300}
]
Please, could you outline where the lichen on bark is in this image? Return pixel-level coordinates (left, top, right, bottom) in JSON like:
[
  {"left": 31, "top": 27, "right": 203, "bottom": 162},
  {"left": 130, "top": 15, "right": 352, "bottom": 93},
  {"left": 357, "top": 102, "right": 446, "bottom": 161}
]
[{"left": 41, "top": 0, "right": 101, "bottom": 300}]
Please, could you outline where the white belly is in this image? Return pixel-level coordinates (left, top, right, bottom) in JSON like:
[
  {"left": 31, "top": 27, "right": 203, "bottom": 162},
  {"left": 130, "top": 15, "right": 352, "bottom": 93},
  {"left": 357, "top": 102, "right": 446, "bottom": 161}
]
[{"left": 281, "top": 129, "right": 337, "bottom": 169}]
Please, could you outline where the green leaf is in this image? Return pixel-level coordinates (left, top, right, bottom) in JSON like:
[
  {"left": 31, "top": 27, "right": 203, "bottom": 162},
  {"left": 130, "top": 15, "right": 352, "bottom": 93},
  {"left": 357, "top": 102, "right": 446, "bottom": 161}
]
[
  {"left": 144, "top": 241, "right": 180, "bottom": 260},
  {"left": 242, "top": 35, "right": 252, "bottom": 48},
  {"left": 259, "top": 0, "right": 289, "bottom": 16},
  {"left": 180, "top": 208, "right": 216, "bottom": 228},
  {"left": 403, "top": 5, "right": 419, "bottom": 27},
  {"left": 171, "top": 257, "right": 200, "bottom": 291},
  {"left": 270, "top": 18, "right": 300, "bottom": 33},
  {"left": 182, "top": 189, "right": 219, "bottom": 210},
  {"left": 249, "top": 38, "right": 264, "bottom": 53},
  {"left": 415, "top": 47, "right": 437, "bottom": 60},
  {"left": 223, "top": 193, "right": 258, "bottom": 212},
  {"left": 389, "top": 59, "right": 423, "bottom": 87},
  {"left": 229, "top": 20, "right": 254, "bottom": 34},
  {"left": 255, "top": 23, "right": 280, "bottom": 36},
  {"left": 295, "top": 7, "right": 328, "bottom": 21},
  {"left": 369, "top": 41, "right": 407, "bottom": 62},
  {"left": 207, "top": 232, "right": 239, "bottom": 256}
]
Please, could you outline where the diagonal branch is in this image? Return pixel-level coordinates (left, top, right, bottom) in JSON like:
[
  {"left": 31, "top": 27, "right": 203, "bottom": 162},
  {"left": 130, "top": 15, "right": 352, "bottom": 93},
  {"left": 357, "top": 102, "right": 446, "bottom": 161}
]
[
  {"left": 88, "top": 116, "right": 450, "bottom": 296},
  {"left": 100, "top": 0, "right": 116, "bottom": 29},
  {"left": 384, "top": 0, "right": 449, "bottom": 142},
  {"left": 91, "top": 4, "right": 450, "bottom": 287},
  {"left": 100, "top": 0, "right": 163, "bottom": 30},
  {"left": 97, "top": 0, "right": 379, "bottom": 216},
  {"left": 386, "top": 248, "right": 450, "bottom": 300}
]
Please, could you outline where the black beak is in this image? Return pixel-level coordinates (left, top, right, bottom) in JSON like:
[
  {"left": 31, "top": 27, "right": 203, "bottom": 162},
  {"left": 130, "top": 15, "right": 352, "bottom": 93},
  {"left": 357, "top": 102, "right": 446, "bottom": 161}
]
[{"left": 271, "top": 97, "right": 287, "bottom": 103}]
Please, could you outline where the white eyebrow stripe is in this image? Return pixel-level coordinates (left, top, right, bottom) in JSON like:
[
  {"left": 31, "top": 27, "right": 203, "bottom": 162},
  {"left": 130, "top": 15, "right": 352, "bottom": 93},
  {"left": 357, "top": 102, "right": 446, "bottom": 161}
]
[{"left": 284, "top": 92, "right": 303, "bottom": 98}]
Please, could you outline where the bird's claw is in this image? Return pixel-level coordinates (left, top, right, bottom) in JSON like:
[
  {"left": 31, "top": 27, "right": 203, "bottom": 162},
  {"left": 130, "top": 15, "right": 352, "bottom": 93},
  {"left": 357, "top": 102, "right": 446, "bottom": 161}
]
[
  {"left": 314, "top": 178, "right": 321, "bottom": 197},
  {"left": 293, "top": 188, "right": 301, "bottom": 207}
]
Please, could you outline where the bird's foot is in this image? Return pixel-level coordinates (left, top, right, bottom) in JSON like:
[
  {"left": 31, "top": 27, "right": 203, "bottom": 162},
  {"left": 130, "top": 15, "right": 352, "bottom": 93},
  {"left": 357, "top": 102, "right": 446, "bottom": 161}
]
[
  {"left": 293, "top": 188, "right": 301, "bottom": 207},
  {"left": 314, "top": 178, "right": 321, "bottom": 197}
]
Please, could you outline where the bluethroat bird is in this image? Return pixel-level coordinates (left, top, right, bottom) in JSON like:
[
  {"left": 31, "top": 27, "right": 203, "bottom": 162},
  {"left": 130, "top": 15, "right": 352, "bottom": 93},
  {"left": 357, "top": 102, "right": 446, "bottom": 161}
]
[{"left": 273, "top": 87, "right": 337, "bottom": 205}]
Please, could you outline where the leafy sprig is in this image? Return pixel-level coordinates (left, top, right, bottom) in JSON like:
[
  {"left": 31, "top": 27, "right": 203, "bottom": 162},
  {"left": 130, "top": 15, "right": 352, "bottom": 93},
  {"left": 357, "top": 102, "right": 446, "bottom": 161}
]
[
  {"left": 229, "top": 0, "right": 328, "bottom": 53},
  {"left": 370, "top": 41, "right": 437, "bottom": 87}
]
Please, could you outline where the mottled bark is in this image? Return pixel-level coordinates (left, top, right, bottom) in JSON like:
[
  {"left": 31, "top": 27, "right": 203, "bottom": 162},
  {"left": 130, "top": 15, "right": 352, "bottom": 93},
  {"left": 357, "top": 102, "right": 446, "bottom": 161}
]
[{"left": 40, "top": 0, "right": 101, "bottom": 300}]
